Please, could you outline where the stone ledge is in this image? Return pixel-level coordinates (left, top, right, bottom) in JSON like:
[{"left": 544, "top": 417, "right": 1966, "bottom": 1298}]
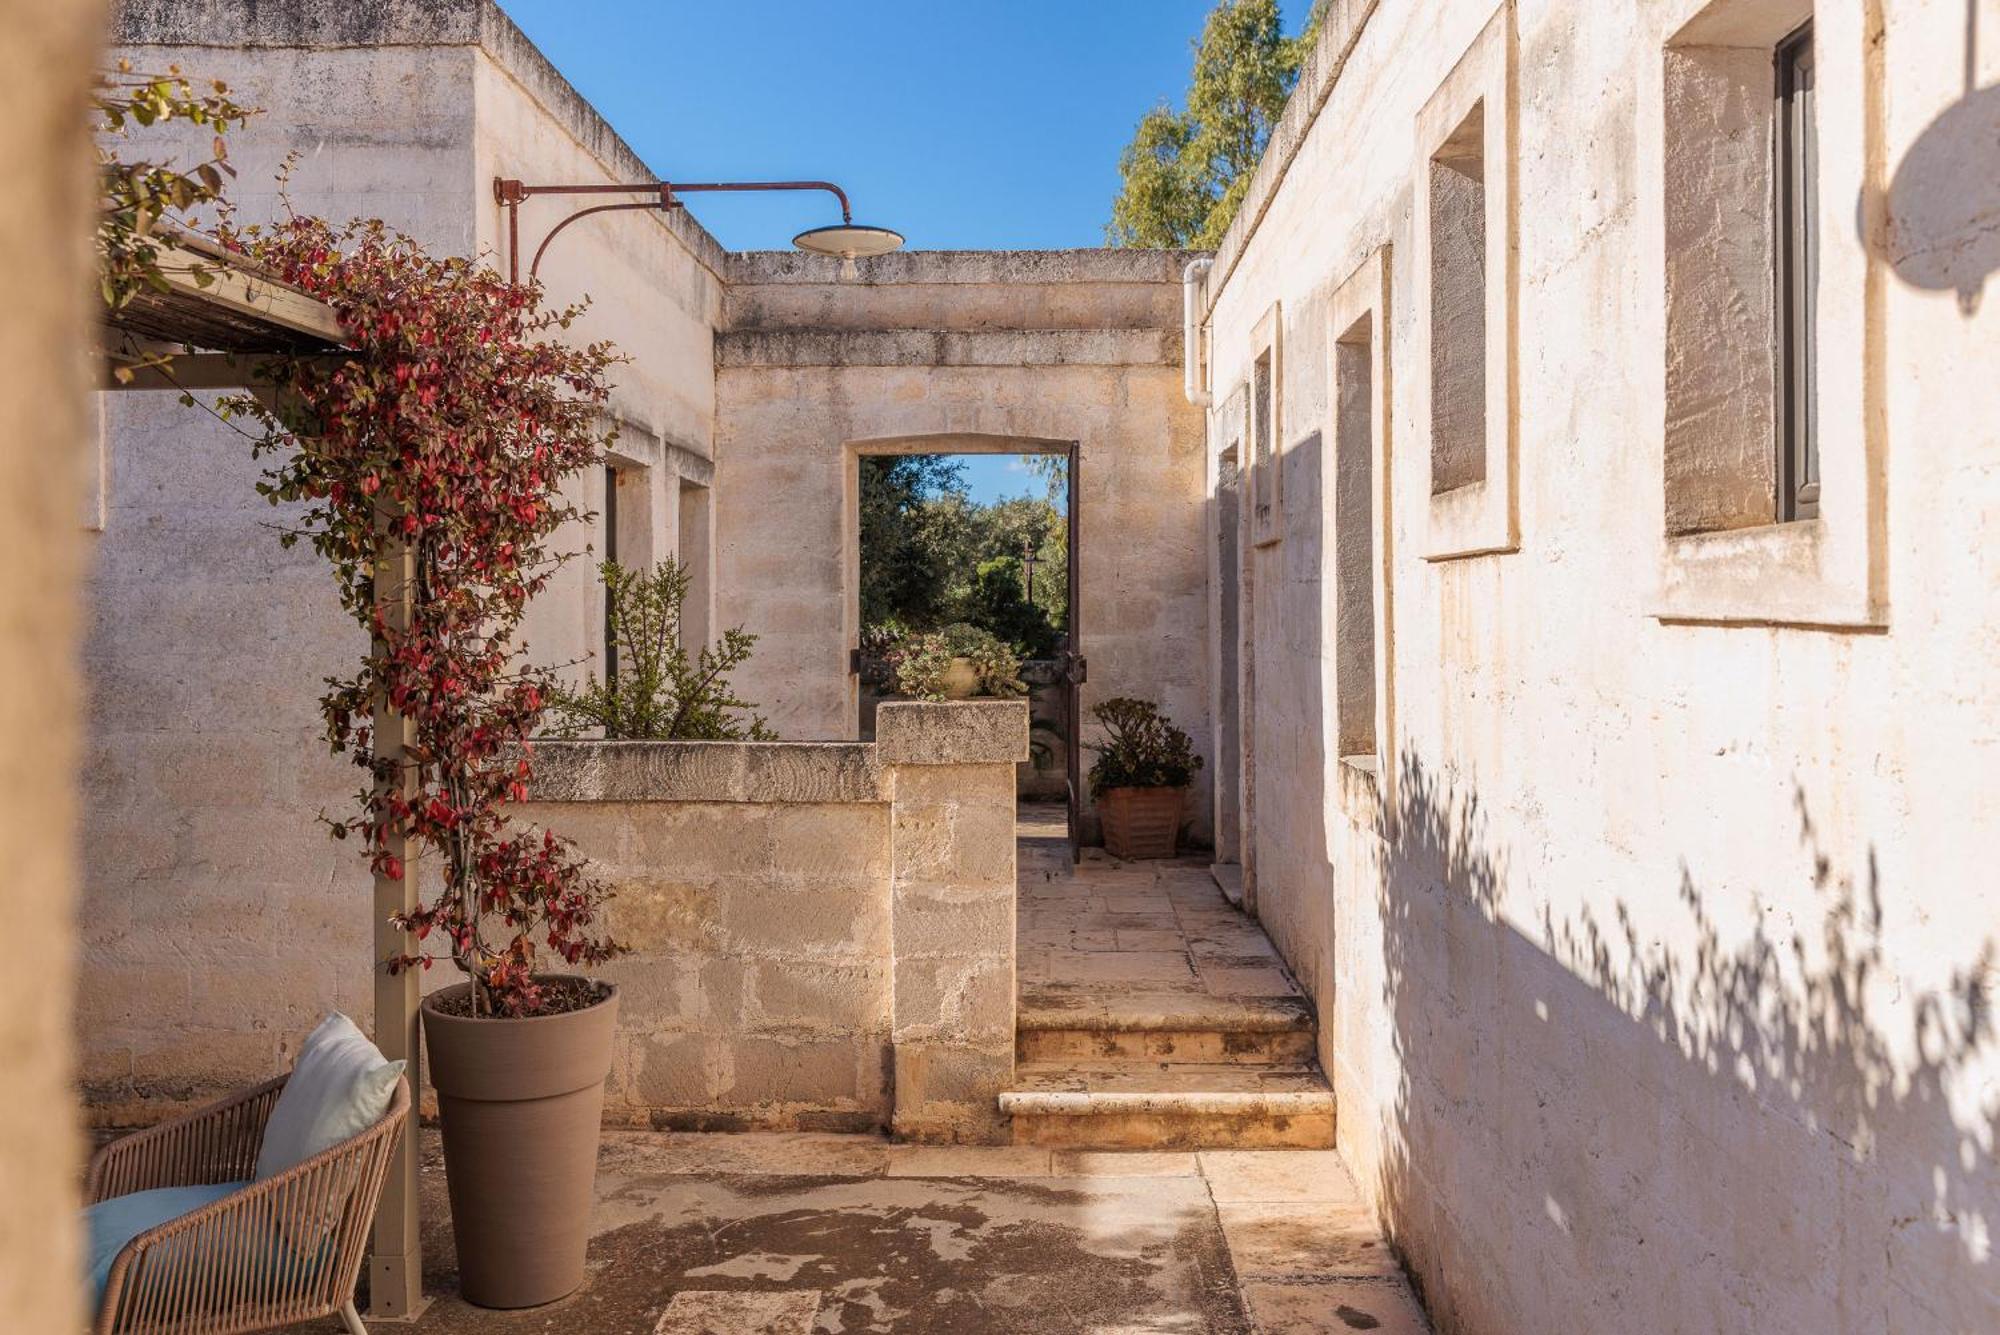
[
  {"left": 523, "top": 739, "right": 887, "bottom": 804},
  {"left": 726, "top": 248, "right": 1203, "bottom": 287},
  {"left": 876, "top": 701, "right": 1030, "bottom": 767},
  {"left": 715, "top": 328, "right": 1179, "bottom": 369}
]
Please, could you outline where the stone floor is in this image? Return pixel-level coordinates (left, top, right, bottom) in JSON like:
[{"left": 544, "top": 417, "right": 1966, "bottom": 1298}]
[
  {"left": 304, "top": 1130, "right": 1428, "bottom": 1334},
  {"left": 1014, "top": 806, "right": 1312, "bottom": 1024}
]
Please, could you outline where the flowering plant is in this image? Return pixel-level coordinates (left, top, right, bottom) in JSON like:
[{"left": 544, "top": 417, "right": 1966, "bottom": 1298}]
[{"left": 215, "top": 214, "right": 624, "bottom": 1017}]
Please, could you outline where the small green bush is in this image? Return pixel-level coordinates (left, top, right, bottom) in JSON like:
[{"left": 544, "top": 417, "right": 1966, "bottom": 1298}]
[
  {"left": 1085, "top": 697, "right": 1202, "bottom": 797},
  {"left": 548, "top": 559, "right": 775, "bottom": 740}
]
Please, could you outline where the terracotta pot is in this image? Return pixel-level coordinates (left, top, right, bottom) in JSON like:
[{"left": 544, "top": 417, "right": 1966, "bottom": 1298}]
[
  {"left": 1097, "top": 786, "right": 1186, "bottom": 859},
  {"left": 421, "top": 977, "right": 618, "bottom": 1309}
]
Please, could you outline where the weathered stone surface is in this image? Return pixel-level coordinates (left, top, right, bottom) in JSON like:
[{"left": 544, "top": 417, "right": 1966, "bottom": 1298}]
[
  {"left": 526, "top": 739, "right": 886, "bottom": 803},
  {"left": 876, "top": 701, "right": 1030, "bottom": 766}
]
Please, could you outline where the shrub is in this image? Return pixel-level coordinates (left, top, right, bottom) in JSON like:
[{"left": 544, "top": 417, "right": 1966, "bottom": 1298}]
[
  {"left": 215, "top": 213, "right": 623, "bottom": 1018},
  {"left": 888, "top": 630, "right": 953, "bottom": 702},
  {"left": 547, "top": 559, "right": 774, "bottom": 740},
  {"left": 1085, "top": 697, "right": 1203, "bottom": 797}
]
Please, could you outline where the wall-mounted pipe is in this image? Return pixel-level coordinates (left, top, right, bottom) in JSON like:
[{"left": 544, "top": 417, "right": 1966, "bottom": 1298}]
[{"left": 1183, "top": 256, "right": 1214, "bottom": 407}]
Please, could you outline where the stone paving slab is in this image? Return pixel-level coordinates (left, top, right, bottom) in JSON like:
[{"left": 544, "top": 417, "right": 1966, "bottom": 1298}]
[
  {"left": 1013, "top": 807, "right": 1315, "bottom": 1033},
  {"left": 282, "top": 1133, "right": 1426, "bottom": 1334}
]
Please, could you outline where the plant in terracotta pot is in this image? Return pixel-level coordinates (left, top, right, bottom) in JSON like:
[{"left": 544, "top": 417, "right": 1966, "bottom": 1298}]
[
  {"left": 1086, "top": 697, "right": 1204, "bottom": 859},
  {"left": 216, "top": 213, "right": 624, "bottom": 1309}
]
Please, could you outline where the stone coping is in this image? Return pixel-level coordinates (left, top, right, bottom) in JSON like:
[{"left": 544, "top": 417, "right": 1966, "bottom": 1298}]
[
  {"left": 1204, "top": 0, "right": 1380, "bottom": 313},
  {"left": 715, "top": 328, "right": 1179, "bottom": 370},
  {"left": 523, "top": 703, "right": 1027, "bottom": 802},
  {"left": 875, "top": 701, "right": 1031, "bottom": 766},
  {"left": 726, "top": 249, "right": 1204, "bottom": 287},
  {"left": 524, "top": 739, "right": 887, "bottom": 804}
]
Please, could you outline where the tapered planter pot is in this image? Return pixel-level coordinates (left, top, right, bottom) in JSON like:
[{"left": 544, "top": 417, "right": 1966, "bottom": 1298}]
[
  {"left": 421, "top": 977, "right": 618, "bottom": 1309},
  {"left": 1097, "top": 786, "right": 1186, "bottom": 859}
]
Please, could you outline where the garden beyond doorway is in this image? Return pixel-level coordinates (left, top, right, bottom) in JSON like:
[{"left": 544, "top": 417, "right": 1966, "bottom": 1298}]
[{"left": 856, "top": 452, "right": 1074, "bottom": 805}]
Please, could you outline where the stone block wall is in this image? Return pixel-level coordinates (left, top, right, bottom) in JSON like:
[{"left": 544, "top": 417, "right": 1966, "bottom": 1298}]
[
  {"left": 516, "top": 701, "right": 1024, "bottom": 1142},
  {"left": 714, "top": 250, "right": 1215, "bottom": 841}
]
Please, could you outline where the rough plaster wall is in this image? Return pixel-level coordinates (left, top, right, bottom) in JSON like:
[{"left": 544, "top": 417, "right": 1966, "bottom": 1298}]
[
  {"left": 470, "top": 47, "right": 725, "bottom": 687},
  {"left": 715, "top": 260, "right": 1213, "bottom": 838},
  {"left": 1207, "top": 0, "right": 2000, "bottom": 1330},
  {"left": 84, "top": 24, "right": 723, "bottom": 1116},
  {"left": 84, "top": 43, "right": 483, "bottom": 1120},
  {"left": 0, "top": 0, "right": 100, "bottom": 1324}
]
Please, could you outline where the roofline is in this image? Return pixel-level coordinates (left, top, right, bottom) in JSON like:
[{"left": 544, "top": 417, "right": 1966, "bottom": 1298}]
[
  {"left": 111, "top": 0, "right": 730, "bottom": 274},
  {"left": 1202, "top": 0, "right": 1381, "bottom": 315}
]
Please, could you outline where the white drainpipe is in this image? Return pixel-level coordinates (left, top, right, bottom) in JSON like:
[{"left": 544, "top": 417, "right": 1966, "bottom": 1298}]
[{"left": 1182, "top": 256, "right": 1214, "bottom": 407}]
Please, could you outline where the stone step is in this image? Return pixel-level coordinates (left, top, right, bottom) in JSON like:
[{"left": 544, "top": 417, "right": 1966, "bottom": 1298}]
[
  {"left": 1017, "top": 1022, "right": 1316, "bottom": 1066},
  {"left": 1000, "top": 1061, "right": 1336, "bottom": 1150},
  {"left": 1016, "top": 990, "right": 1316, "bottom": 1066}
]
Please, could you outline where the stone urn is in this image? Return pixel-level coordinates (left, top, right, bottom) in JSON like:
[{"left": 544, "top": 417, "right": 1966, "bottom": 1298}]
[
  {"left": 1097, "top": 786, "right": 1186, "bottom": 859},
  {"left": 941, "top": 657, "right": 981, "bottom": 699},
  {"left": 421, "top": 977, "right": 619, "bottom": 1308}
]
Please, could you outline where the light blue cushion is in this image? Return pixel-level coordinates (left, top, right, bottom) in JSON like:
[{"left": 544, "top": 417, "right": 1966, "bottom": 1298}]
[
  {"left": 85, "top": 1181, "right": 245, "bottom": 1311},
  {"left": 255, "top": 1013, "right": 403, "bottom": 1181}
]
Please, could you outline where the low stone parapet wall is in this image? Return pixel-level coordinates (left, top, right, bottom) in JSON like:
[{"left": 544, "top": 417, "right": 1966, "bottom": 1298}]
[{"left": 517, "top": 701, "right": 1025, "bottom": 1143}]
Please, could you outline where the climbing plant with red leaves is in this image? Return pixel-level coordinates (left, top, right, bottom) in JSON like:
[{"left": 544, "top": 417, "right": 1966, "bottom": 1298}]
[{"left": 215, "top": 214, "right": 624, "bottom": 1017}]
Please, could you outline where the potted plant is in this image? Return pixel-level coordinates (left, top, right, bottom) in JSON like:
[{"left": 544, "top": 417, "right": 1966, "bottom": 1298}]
[
  {"left": 220, "top": 214, "right": 624, "bottom": 1309},
  {"left": 888, "top": 623, "right": 1028, "bottom": 701},
  {"left": 1086, "top": 697, "right": 1204, "bottom": 859}
]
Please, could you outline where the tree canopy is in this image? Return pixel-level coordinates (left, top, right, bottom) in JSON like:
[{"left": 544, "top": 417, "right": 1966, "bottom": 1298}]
[
  {"left": 1107, "top": 0, "right": 1326, "bottom": 249},
  {"left": 859, "top": 455, "right": 1067, "bottom": 658}
]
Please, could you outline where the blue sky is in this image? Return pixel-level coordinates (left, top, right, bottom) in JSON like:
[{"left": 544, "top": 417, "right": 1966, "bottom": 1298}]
[
  {"left": 495, "top": 1, "right": 1311, "bottom": 504},
  {"left": 494, "top": 0, "right": 1312, "bottom": 255}
]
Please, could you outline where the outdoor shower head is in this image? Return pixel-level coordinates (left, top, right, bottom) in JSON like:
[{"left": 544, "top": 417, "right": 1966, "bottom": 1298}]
[{"left": 792, "top": 223, "right": 906, "bottom": 260}]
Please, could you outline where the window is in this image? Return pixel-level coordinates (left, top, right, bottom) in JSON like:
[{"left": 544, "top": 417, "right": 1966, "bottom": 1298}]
[
  {"left": 1775, "top": 21, "right": 1817, "bottom": 521},
  {"left": 1324, "top": 247, "right": 1393, "bottom": 832},
  {"left": 677, "top": 477, "right": 712, "bottom": 653},
  {"left": 1653, "top": 0, "right": 1883, "bottom": 628},
  {"left": 1249, "top": 303, "right": 1283, "bottom": 546},
  {"left": 1428, "top": 104, "right": 1486, "bottom": 495},
  {"left": 603, "top": 464, "right": 621, "bottom": 679},
  {"left": 1334, "top": 323, "right": 1377, "bottom": 759},
  {"left": 1415, "top": 1, "right": 1517, "bottom": 561}
]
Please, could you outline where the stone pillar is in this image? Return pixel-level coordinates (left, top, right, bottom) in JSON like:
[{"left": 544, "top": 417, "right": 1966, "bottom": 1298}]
[
  {"left": 877, "top": 701, "right": 1028, "bottom": 1143},
  {"left": 0, "top": 1, "right": 103, "bottom": 1330}
]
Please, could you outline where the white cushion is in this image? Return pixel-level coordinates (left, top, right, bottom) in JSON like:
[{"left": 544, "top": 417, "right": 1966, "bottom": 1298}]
[{"left": 254, "top": 1013, "right": 404, "bottom": 1181}]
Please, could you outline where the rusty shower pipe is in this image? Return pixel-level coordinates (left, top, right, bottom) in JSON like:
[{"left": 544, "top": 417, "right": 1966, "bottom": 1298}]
[{"left": 494, "top": 177, "right": 855, "bottom": 284}]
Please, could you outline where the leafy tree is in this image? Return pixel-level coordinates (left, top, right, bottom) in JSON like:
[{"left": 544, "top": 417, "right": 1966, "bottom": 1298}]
[
  {"left": 1107, "top": 0, "right": 1327, "bottom": 248},
  {"left": 548, "top": 559, "right": 774, "bottom": 740},
  {"left": 859, "top": 454, "right": 972, "bottom": 629},
  {"left": 859, "top": 455, "right": 1070, "bottom": 656}
]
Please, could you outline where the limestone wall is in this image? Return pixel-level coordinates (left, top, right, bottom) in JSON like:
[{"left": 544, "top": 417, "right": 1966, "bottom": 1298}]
[
  {"left": 87, "top": 0, "right": 724, "bottom": 1118},
  {"left": 517, "top": 702, "right": 1024, "bottom": 1142},
  {"left": 1203, "top": 0, "right": 2000, "bottom": 1330},
  {"left": 715, "top": 250, "right": 1215, "bottom": 838}
]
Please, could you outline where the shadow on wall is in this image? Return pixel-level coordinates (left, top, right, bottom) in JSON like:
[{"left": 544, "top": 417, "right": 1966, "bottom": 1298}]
[
  {"left": 1871, "top": 4, "right": 2000, "bottom": 313},
  {"left": 1369, "top": 752, "right": 1996, "bottom": 1332}
]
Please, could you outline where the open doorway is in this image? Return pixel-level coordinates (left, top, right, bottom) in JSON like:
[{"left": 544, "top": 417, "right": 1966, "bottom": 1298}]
[{"left": 851, "top": 442, "right": 1084, "bottom": 857}]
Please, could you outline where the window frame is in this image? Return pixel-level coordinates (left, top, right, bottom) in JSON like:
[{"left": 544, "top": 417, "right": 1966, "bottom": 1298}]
[{"left": 1774, "top": 19, "right": 1819, "bottom": 522}]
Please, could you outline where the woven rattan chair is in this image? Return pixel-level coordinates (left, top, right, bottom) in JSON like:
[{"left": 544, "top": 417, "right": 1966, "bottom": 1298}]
[{"left": 85, "top": 1074, "right": 411, "bottom": 1335}]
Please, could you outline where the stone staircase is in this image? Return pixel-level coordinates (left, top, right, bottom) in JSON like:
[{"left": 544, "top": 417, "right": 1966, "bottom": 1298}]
[{"left": 1004, "top": 810, "right": 1335, "bottom": 1149}]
